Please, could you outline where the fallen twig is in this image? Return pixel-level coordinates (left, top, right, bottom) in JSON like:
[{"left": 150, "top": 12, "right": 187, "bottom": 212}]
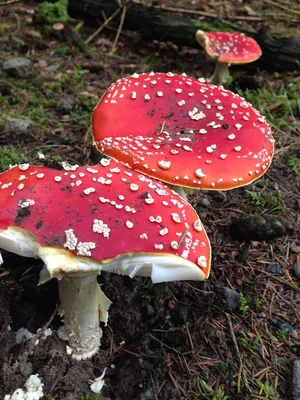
[
  {"left": 261, "top": 0, "right": 300, "bottom": 15},
  {"left": 85, "top": 0, "right": 130, "bottom": 44},
  {"left": 226, "top": 313, "right": 251, "bottom": 397},
  {"left": 109, "top": 2, "right": 127, "bottom": 55},
  {"left": 148, "top": 2, "right": 300, "bottom": 22},
  {"left": 149, "top": 3, "right": 263, "bottom": 21},
  {"left": 0, "top": 0, "right": 21, "bottom": 5},
  {"left": 167, "top": 370, "right": 187, "bottom": 397}
]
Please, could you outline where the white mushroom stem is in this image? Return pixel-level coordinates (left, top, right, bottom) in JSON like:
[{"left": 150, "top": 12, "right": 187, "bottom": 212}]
[
  {"left": 169, "top": 184, "right": 188, "bottom": 200},
  {"left": 183, "top": 187, "right": 195, "bottom": 196},
  {"left": 209, "top": 61, "right": 230, "bottom": 86},
  {"left": 57, "top": 274, "right": 111, "bottom": 360},
  {"left": 0, "top": 228, "right": 207, "bottom": 359}
]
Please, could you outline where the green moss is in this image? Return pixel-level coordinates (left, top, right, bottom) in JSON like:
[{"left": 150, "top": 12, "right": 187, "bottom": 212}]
[
  {"left": 0, "top": 147, "right": 24, "bottom": 172},
  {"left": 190, "top": 18, "right": 248, "bottom": 35},
  {"left": 196, "top": 377, "right": 228, "bottom": 400},
  {"left": 80, "top": 394, "right": 102, "bottom": 400},
  {"left": 56, "top": 44, "right": 70, "bottom": 55},
  {"left": 0, "top": 109, "right": 7, "bottom": 131},
  {"left": 286, "top": 154, "right": 300, "bottom": 176},
  {"left": 236, "top": 79, "right": 300, "bottom": 130},
  {"left": 244, "top": 189, "right": 284, "bottom": 215},
  {"left": 239, "top": 292, "right": 249, "bottom": 315},
  {"left": 254, "top": 379, "right": 280, "bottom": 400},
  {"left": 39, "top": 0, "right": 69, "bottom": 24}
]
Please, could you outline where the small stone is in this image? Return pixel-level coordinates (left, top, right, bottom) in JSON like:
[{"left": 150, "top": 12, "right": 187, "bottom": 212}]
[
  {"left": 59, "top": 94, "right": 76, "bottom": 113},
  {"left": 6, "top": 117, "right": 34, "bottom": 135},
  {"left": 224, "top": 287, "right": 239, "bottom": 311},
  {"left": 210, "top": 190, "right": 226, "bottom": 201},
  {"left": 293, "top": 360, "right": 300, "bottom": 399},
  {"left": 145, "top": 305, "right": 155, "bottom": 316},
  {"left": 267, "top": 264, "right": 284, "bottom": 276},
  {"left": 10, "top": 37, "right": 26, "bottom": 49},
  {"left": 138, "top": 358, "right": 154, "bottom": 370},
  {"left": 276, "top": 244, "right": 286, "bottom": 255},
  {"left": 199, "top": 197, "right": 211, "bottom": 207},
  {"left": 3, "top": 57, "right": 31, "bottom": 78},
  {"left": 294, "top": 257, "right": 300, "bottom": 279},
  {"left": 274, "top": 320, "right": 293, "bottom": 333},
  {"left": 45, "top": 63, "right": 60, "bottom": 72},
  {"left": 291, "top": 242, "right": 300, "bottom": 254}
]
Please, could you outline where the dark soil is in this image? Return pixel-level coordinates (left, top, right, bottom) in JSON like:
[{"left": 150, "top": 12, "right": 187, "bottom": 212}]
[{"left": 0, "top": 1, "right": 299, "bottom": 399}]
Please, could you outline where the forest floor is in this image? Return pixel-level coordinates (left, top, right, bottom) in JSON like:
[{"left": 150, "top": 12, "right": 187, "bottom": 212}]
[{"left": 0, "top": 1, "right": 299, "bottom": 399}]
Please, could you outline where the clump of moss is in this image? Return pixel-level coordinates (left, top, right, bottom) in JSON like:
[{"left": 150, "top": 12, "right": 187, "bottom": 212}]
[
  {"left": 39, "top": 0, "right": 69, "bottom": 24},
  {"left": 0, "top": 147, "right": 24, "bottom": 172}
]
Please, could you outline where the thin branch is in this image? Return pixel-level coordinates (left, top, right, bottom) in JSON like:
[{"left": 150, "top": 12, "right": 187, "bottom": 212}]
[
  {"left": 261, "top": 0, "right": 300, "bottom": 15},
  {"left": 226, "top": 313, "right": 251, "bottom": 396},
  {"left": 149, "top": 3, "right": 264, "bottom": 21},
  {"left": 141, "top": 1, "right": 299, "bottom": 22},
  {"left": 109, "top": 3, "right": 127, "bottom": 55},
  {"left": 85, "top": 0, "right": 130, "bottom": 45},
  {"left": 0, "top": 0, "right": 21, "bottom": 5}
]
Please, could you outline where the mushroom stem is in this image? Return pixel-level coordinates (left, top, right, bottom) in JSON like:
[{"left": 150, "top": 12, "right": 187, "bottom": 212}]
[
  {"left": 209, "top": 61, "right": 230, "bottom": 86},
  {"left": 169, "top": 184, "right": 188, "bottom": 200},
  {"left": 57, "top": 274, "right": 107, "bottom": 360},
  {"left": 183, "top": 187, "right": 195, "bottom": 196}
]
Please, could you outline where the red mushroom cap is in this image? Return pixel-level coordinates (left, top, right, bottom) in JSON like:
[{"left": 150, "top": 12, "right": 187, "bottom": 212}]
[
  {"left": 92, "top": 72, "right": 274, "bottom": 190},
  {"left": 0, "top": 160, "right": 211, "bottom": 280},
  {"left": 196, "top": 31, "right": 262, "bottom": 64}
]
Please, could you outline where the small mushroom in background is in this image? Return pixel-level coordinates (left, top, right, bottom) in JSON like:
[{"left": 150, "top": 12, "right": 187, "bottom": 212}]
[
  {"left": 0, "top": 159, "right": 210, "bottom": 360},
  {"left": 92, "top": 72, "right": 274, "bottom": 198},
  {"left": 195, "top": 31, "right": 262, "bottom": 86}
]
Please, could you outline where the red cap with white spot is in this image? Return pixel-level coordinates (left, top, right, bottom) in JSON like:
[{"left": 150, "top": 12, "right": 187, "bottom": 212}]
[
  {"left": 0, "top": 159, "right": 210, "bottom": 280},
  {"left": 92, "top": 72, "right": 274, "bottom": 190},
  {"left": 0, "top": 159, "right": 211, "bottom": 359},
  {"left": 195, "top": 31, "right": 262, "bottom": 64}
]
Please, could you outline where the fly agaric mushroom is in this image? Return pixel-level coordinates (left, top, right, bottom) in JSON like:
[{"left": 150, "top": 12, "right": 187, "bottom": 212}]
[
  {"left": 0, "top": 159, "right": 210, "bottom": 359},
  {"left": 195, "top": 31, "right": 262, "bottom": 86},
  {"left": 92, "top": 72, "right": 274, "bottom": 197}
]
